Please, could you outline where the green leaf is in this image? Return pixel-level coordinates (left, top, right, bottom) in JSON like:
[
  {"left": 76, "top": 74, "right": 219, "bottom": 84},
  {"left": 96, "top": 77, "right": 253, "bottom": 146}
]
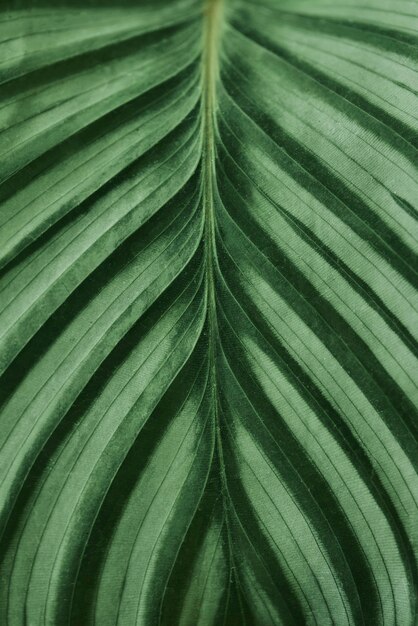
[{"left": 0, "top": 0, "right": 417, "bottom": 624}]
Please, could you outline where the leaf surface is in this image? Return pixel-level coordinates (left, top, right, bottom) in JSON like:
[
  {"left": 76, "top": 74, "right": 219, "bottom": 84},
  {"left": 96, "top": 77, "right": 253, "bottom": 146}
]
[{"left": 0, "top": 0, "right": 417, "bottom": 625}]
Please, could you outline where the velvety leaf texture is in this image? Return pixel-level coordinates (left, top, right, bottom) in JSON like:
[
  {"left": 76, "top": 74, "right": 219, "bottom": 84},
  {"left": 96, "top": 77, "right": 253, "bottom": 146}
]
[{"left": 0, "top": 0, "right": 417, "bottom": 624}]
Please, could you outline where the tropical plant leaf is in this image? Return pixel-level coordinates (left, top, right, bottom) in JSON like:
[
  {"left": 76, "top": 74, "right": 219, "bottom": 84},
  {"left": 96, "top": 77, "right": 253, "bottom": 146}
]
[{"left": 0, "top": 0, "right": 417, "bottom": 625}]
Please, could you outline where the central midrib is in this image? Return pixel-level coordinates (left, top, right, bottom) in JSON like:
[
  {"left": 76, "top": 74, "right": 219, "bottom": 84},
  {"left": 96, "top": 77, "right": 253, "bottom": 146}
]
[
  {"left": 202, "top": 0, "right": 223, "bottom": 330},
  {"left": 201, "top": 0, "right": 223, "bottom": 417},
  {"left": 201, "top": 0, "right": 241, "bottom": 584},
  {"left": 201, "top": 0, "right": 228, "bottom": 472}
]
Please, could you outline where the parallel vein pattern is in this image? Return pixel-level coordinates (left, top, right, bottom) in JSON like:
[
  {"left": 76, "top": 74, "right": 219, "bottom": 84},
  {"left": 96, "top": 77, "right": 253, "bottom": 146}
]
[{"left": 0, "top": 0, "right": 417, "bottom": 625}]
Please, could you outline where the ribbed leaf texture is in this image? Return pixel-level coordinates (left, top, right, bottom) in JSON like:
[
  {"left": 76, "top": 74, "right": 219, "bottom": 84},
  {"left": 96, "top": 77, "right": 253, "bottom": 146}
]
[{"left": 0, "top": 0, "right": 417, "bottom": 624}]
